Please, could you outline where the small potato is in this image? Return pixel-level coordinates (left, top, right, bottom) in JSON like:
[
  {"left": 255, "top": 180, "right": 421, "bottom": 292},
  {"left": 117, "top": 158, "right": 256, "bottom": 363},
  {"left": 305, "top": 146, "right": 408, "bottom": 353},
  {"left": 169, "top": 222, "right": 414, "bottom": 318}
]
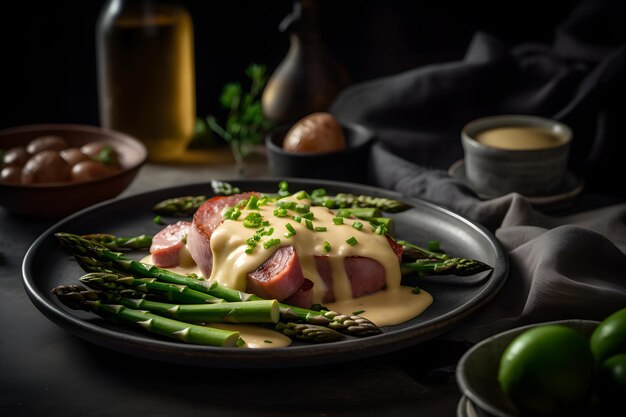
[
  {"left": 80, "top": 141, "right": 120, "bottom": 166},
  {"left": 70, "top": 160, "right": 114, "bottom": 181},
  {"left": 2, "top": 147, "right": 30, "bottom": 167},
  {"left": 26, "top": 135, "right": 68, "bottom": 154},
  {"left": 21, "top": 150, "right": 71, "bottom": 184},
  {"left": 60, "top": 147, "right": 90, "bottom": 167},
  {"left": 0, "top": 166, "right": 22, "bottom": 184},
  {"left": 283, "top": 112, "right": 346, "bottom": 153}
]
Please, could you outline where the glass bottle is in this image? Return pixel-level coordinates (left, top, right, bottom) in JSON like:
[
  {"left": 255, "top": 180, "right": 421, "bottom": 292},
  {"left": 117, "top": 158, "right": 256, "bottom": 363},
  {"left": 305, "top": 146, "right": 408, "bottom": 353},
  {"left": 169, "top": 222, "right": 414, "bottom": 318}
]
[
  {"left": 96, "top": 0, "right": 196, "bottom": 163},
  {"left": 262, "top": 0, "right": 349, "bottom": 126}
]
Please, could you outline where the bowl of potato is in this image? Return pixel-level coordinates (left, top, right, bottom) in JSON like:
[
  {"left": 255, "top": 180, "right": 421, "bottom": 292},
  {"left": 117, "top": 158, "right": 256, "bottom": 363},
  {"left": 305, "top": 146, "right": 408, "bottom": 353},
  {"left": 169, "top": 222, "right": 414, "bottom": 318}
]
[
  {"left": 0, "top": 124, "right": 147, "bottom": 218},
  {"left": 265, "top": 112, "right": 375, "bottom": 184}
]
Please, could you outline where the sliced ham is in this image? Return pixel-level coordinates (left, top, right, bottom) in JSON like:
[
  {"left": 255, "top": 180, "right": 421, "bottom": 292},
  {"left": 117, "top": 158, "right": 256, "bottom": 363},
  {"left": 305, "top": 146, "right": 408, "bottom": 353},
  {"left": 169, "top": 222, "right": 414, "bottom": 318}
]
[
  {"left": 283, "top": 279, "right": 314, "bottom": 308},
  {"left": 186, "top": 192, "right": 260, "bottom": 278},
  {"left": 149, "top": 221, "right": 191, "bottom": 267},
  {"left": 246, "top": 246, "right": 305, "bottom": 301}
]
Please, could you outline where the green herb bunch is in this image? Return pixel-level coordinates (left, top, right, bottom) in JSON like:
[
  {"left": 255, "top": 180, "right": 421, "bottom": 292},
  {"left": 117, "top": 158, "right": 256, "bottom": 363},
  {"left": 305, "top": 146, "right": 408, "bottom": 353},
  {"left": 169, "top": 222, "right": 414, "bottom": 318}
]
[{"left": 205, "top": 64, "right": 273, "bottom": 175}]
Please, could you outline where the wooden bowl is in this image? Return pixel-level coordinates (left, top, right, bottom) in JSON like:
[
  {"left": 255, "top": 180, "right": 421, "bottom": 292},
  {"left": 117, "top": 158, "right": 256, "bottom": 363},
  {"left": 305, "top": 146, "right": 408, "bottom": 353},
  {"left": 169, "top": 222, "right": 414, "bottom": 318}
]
[{"left": 0, "top": 124, "right": 147, "bottom": 218}]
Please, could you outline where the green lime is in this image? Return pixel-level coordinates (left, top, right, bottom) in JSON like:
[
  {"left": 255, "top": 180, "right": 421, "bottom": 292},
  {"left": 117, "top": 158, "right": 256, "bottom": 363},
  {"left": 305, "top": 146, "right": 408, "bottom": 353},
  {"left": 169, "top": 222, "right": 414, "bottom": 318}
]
[
  {"left": 591, "top": 307, "right": 626, "bottom": 363},
  {"left": 497, "top": 324, "right": 595, "bottom": 415},
  {"left": 601, "top": 353, "right": 626, "bottom": 392}
]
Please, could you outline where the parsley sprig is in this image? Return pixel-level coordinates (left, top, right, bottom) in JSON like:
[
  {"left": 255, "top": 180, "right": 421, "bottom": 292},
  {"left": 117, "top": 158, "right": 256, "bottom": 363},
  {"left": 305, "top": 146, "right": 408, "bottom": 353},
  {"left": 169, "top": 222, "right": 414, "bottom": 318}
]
[{"left": 205, "top": 64, "right": 274, "bottom": 175}]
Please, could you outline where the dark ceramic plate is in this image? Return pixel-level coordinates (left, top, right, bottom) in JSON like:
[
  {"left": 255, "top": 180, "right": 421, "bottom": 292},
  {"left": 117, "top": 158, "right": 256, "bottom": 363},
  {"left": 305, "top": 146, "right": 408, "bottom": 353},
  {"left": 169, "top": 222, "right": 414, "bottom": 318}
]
[{"left": 23, "top": 178, "right": 508, "bottom": 368}]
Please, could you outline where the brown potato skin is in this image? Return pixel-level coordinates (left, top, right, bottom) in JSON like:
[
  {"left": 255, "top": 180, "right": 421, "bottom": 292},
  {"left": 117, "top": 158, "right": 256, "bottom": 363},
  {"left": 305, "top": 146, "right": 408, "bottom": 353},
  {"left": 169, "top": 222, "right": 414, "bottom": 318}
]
[
  {"left": 26, "top": 135, "right": 68, "bottom": 154},
  {"left": 3, "top": 147, "right": 30, "bottom": 167},
  {"left": 70, "top": 160, "right": 115, "bottom": 181},
  {"left": 283, "top": 112, "right": 346, "bottom": 153},
  {"left": 21, "top": 150, "right": 71, "bottom": 184},
  {"left": 0, "top": 166, "right": 22, "bottom": 184},
  {"left": 60, "top": 148, "right": 91, "bottom": 167}
]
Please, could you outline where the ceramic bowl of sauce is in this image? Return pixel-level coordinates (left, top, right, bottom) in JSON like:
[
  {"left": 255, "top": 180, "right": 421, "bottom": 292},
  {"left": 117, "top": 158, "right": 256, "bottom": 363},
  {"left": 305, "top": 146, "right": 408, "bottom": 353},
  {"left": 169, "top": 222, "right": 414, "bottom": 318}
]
[{"left": 461, "top": 115, "right": 572, "bottom": 197}]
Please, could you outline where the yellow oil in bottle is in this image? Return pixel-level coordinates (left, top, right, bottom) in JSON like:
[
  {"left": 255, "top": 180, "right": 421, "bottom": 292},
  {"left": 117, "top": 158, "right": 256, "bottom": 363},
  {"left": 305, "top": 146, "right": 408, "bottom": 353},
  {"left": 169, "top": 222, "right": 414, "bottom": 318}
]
[{"left": 97, "top": 1, "right": 195, "bottom": 162}]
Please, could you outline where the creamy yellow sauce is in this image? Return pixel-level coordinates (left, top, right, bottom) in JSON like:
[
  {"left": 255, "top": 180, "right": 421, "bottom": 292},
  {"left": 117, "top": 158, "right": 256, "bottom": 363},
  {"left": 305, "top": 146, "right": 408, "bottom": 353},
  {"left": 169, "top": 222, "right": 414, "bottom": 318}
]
[
  {"left": 209, "top": 323, "right": 292, "bottom": 348},
  {"left": 209, "top": 196, "right": 402, "bottom": 304},
  {"left": 326, "top": 286, "right": 432, "bottom": 327},
  {"left": 475, "top": 126, "right": 565, "bottom": 150}
]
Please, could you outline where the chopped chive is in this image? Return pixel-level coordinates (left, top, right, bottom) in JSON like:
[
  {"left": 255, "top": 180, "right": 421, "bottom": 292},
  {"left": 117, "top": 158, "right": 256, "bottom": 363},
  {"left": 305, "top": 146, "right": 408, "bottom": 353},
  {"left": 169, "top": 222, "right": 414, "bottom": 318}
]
[
  {"left": 294, "top": 203, "right": 310, "bottom": 213},
  {"left": 221, "top": 207, "right": 234, "bottom": 219},
  {"left": 374, "top": 224, "right": 388, "bottom": 235},
  {"left": 305, "top": 219, "right": 314, "bottom": 230},
  {"left": 258, "top": 197, "right": 268, "bottom": 206},
  {"left": 285, "top": 223, "right": 296, "bottom": 235},
  {"left": 311, "top": 188, "right": 327, "bottom": 198},
  {"left": 346, "top": 236, "right": 358, "bottom": 246},
  {"left": 428, "top": 240, "right": 441, "bottom": 252},
  {"left": 332, "top": 217, "right": 344, "bottom": 225},
  {"left": 295, "top": 190, "right": 310, "bottom": 200},
  {"left": 301, "top": 212, "right": 315, "bottom": 220},
  {"left": 292, "top": 215, "right": 302, "bottom": 223},
  {"left": 352, "top": 221, "right": 363, "bottom": 231},
  {"left": 263, "top": 238, "right": 281, "bottom": 249},
  {"left": 264, "top": 340, "right": 273, "bottom": 344},
  {"left": 277, "top": 200, "right": 296, "bottom": 210},
  {"left": 243, "top": 212, "right": 263, "bottom": 228},
  {"left": 337, "top": 209, "right": 351, "bottom": 218},
  {"left": 323, "top": 241, "right": 331, "bottom": 252},
  {"left": 230, "top": 207, "right": 241, "bottom": 220},
  {"left": 153, "top": 215, "right": 164, "bottom": 225},
  {"left": 314, "top": 226, "right": 327, "bottom": 232},
  {"left": 412, "top": 286, "right": 421, "bottom": 294},
  {"left": 246, "top": 195, "right": 260, "bottom": 210},
  {"left": 273, "top": 207, "right": 288, "bottom": 217},
  {"left": 322, "top": 199, "right": 336, "bottom": 208},
  {"left": 352, "top": 310, "right": 365, "bottom": 315},
  {"left": 278, "top": 181, "right": 289, "bottom": 191}
]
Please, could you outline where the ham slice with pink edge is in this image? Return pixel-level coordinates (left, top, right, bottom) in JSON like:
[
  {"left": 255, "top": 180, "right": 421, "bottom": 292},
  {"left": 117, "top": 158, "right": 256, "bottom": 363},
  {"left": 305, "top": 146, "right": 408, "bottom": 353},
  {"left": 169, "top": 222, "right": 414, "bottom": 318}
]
[
  {"left": 246, "top": 246, "right": 306, "bottom": 301},
  {"left": 186, "top": 192, "right": 260, "bottom": 278},
  {"left": 149, "top": 220, "right": 191, "bottom": 267}
]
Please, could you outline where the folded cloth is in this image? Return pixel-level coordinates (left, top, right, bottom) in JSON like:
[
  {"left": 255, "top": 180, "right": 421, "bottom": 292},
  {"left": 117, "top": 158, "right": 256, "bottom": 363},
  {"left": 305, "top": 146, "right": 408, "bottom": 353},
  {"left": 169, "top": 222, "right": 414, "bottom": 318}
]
[{"left": 331, "top": 0, "right": 626, "bottom": 343}]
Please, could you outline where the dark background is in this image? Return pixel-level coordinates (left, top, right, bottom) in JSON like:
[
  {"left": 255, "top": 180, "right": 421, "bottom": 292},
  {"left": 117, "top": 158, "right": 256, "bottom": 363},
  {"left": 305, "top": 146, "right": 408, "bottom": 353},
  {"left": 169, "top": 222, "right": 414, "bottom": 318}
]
[{"left": 0, "top": 0, "right": 577, "bottom": 130}]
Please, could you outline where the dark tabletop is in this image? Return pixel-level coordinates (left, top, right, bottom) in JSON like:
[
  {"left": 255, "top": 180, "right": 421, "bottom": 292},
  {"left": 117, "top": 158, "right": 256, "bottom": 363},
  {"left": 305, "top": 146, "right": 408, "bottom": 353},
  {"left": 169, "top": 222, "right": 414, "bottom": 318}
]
[{"left": 0, "top": 162, "right": 469, "bottom": 417}]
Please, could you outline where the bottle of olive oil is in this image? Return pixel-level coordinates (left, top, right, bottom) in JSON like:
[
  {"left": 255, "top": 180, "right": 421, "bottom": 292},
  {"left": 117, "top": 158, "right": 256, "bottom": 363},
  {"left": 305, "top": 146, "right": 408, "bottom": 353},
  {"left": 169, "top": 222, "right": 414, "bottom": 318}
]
[{"left": 96, "top": 0, "right": 195, "bottom": 163}]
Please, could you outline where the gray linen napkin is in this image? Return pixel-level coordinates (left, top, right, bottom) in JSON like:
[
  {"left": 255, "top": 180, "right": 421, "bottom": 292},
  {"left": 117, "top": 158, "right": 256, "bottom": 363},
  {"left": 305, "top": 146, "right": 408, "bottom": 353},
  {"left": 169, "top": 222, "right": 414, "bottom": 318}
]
[{"left": 368, "top": 144, "right": 626, "bottom": 343}]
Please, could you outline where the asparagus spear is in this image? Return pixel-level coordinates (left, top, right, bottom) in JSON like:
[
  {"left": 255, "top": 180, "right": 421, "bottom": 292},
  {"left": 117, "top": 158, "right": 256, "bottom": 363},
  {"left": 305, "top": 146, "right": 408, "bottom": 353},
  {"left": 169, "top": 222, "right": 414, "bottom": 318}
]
[
  {"left": 61, "top": 283, "right": 279, "bottom": 324},
  {"left": 82, "top": 234, "right": 152, "bottom": 250},
  {"left": 152, "top": 195, "right": 207, "bottom": 216},
  {"left": 311, "top": 192, "right": 411, "bottom": 213},
  {"left": 275, "top": 322, "right": 345, "bottom": 343},
  {"left": 399, "top": 240, "right": 450, "bottom": 262},
  {"left": 77, "top": 269, "right": 225, "bottom": 304},
  {"left": 401, "top": 257, "right": 492, "bottom": 276},
  {"left": 152, "top": 182, "right": 412, "bottom": 216},
  {"left": 56, "top": 233, "right": 382, "bottom": 337},
  {"left": 51, "top": 285, "right": 242, "bottom": 347}
]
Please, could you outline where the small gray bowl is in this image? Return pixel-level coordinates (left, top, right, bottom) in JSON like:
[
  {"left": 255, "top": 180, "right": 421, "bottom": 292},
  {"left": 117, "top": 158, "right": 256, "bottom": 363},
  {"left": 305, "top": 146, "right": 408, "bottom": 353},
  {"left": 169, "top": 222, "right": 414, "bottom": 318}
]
[
  {"left": 265, "top": 122, "right": 375, "bottom": 183},
  {"left": 461, "top": 115, "right": 572, "bottom": 197},
  {"left": 455, "top": 319, "right": 599, "bottom": 417}
]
